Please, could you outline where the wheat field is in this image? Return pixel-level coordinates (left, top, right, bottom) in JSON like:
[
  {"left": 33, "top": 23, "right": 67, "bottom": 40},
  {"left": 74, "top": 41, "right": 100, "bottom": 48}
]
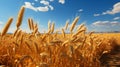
[{"left": 0, "top": 6, "right": 120, "bottom": 67}]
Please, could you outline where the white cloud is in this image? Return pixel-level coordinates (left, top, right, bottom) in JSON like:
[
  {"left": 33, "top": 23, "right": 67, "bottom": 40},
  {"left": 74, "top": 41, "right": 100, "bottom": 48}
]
[
  {"left": 49, "top": 5, "right": 54, "bottom": 10},
  {"left": 111, "top": 21, "right": 120, "bottom": 25},
  {"left": 94, "top": 14, "right": 100, "bottom": 16},
  {"left": 24, "top": 2, "right": 38, "bottom": 11},
  {"left": 59, "top": 0, "right": 65, "bottom": 4},
  {"left": 91, "top": 20, "right": 120, "bottom": 32},
  {"left": 94, "top": 2, "right": 120, "bottom": 16},
  {"left": 92, "top": 21, "right": 109, "bottom": 26},
  {"left": 23, "top": 0, "right": 66, "bottom": 12},
  {"left": 92, "top": 20, "right": 120, "bottom": 26},
  {"left": 103, "top": 2, "right": 120, "bottom": 15},
  {"left": 24, "top": 2, "right": 54, "bottom": 12},
  {"left": 37, "top": 6, "right": 49, "bottom": 12},
  {"left": 113, "top": 17, "right": 120, "bottom": 20},
  {"left": 40, "top": 0, "right": 49, "bottom": 5},
  {"left": 40, "top": 0, "right": 54, "bottom": 10},
  {"left": 78, "top": 9, "right": 83, "bottom": 12},
  {"left": 102, "top": 11, "right": 109, "bottom": 15}
]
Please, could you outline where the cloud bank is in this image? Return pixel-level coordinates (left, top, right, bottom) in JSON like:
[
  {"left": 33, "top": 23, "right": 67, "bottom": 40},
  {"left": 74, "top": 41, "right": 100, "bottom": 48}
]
[
  {"left": 24, "top": 2, "right": 52, "bottom": 12},
  {"left": 23, "top": 0, "right": 65, "bottom": 12},
  {"left": 113, "top": 17, "right": 120, "bottom": 20},
  {"left": 92, "top": 21, "right": 120, "bottom": 26},
  {"left": 94, "top": 2, "right": 120, "bottom": 16},
  {"left": 103, "top": 2, "right": 120, "bottom": 15}
]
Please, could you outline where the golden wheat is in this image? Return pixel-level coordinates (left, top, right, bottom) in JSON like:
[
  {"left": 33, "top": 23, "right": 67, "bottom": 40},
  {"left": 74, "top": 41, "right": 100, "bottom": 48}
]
[
  {"left": 48, "top": 20, "right": 51, "bottom": 31},
  {"left": 70, "top": 16, "right": 79, "bottom": 33},
  {"left": 28, "top": 18, "right": 32, "bottom": 30},
  {"left": 13, "top": 28, "right": 19, "bottom": 38},
  {"left": 34, "top": 27, "right": 38, "bottom": 34},
  {"left": 31, "top": 18, "right": 34, "bottom": 31},
  {"left": 0, "top": 6, "right": 118, "bottom": 67},
  {"left": 34, "top": 23, "right": 38, "bottom": 29},
  {"left": 51, "top": 22, "right": 55, "bottom": 33},
  {"left": 77, "top": 23, "right": 85, "bottom": 31},
  {"left": 89, "top": 31, "right": 94, "bottom": 36},
  {"left": 16, "top": 6, "right": 25, "bottom": 28},
  {"left": 1, "top": 17, "right": 13, "bottom": 36},
  {"left": 64, "top": 20, "right": 69, "bottom": 30},
  {"left": 72, "top": 29, "right": 85, "bottom": 37},
  {"left": 15, "top": 29, "right": 22, "bottom": 39},
  {"left": 61, "top": 28, "right": 65, "bottom": 38}
]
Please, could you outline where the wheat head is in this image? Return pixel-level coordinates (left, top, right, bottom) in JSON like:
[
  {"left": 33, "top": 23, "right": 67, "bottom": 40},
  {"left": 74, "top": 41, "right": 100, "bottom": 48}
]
[
  {"left": 70, "top": 16, "right": 79, "bottom": 33},
  {"left": 1, "top": 17, "right": 13, "bottom": 36},
  {"left": 16, "top": 6, "right": 25, "bottom": 28}
]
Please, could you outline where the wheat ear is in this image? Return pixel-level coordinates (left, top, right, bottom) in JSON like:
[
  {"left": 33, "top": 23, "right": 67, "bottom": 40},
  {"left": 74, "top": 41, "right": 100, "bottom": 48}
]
[
  {"left": 16, "top": 6, "right": 25, "bottom": 28},
  {"left": 51, "top": 22, "right": 55, "bottom": 33},
  {"left": 62, "top": 28, "right": 65, "bottom": 38},
  {"left": 64, "top": 20, "right": 69, "bottom": 30},
  {"left": 28, "top": 18, "right": 32, "bottom": 30},
  {"left": 1, "top": 17, "right": 13, "bottom": 36},
  {"left": 70, "top": 16, "right": 79, "bottom": 33}
]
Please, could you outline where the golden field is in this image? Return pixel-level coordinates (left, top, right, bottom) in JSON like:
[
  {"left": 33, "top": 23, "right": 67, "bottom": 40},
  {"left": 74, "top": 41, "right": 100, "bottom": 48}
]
[{"left": 0, "top": 6, "right": 120, "bottom": 67}]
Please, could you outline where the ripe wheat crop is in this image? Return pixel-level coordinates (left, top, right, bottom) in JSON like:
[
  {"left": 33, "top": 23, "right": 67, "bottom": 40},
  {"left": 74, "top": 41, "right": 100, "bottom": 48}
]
[{"left": 0, "top": 6, "right": 120, "bottom": 67}]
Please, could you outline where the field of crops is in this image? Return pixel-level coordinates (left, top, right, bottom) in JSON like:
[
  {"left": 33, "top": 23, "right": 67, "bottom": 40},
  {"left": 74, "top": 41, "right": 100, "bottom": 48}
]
[{"left": 0, "top": 6, "right": 120, "bottom": 67}]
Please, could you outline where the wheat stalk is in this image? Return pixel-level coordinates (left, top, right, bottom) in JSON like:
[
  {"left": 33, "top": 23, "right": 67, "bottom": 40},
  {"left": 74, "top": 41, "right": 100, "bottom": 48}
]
[
  {"left": 47, "top": 29, "right": 51, "bottom": 34},
  {"left": 48, "top": 20, "right": 51, "bottom": 31},
  {"left": 15, "top": 29, "right": 22, "bottom": 39},
  {"left": 72, "top": 29, "right": 85, "bottom": 37},
  {"left": 77, "top": 23, "right": 85, "bottom": 31},
  {"left": 28, "top": 18, "right": 32, "bottom": 30},
  {"left": 34, "top": 27, "right": 38, "bottom": 34},
  {"left": 1, "top": 17, "right": 13, "bottom": 36},
  {"left": 19, "top": 32, "right": 24, "bottom": 44},
  {"left": 62, "top": 40, "right": 69, "bottom": 46},
  {"left": 25, "top": 41, "right": 33, "bottom": 52},
  {"left": 54, "top": 30, "right": 59, "bottom": 37},
  {"left": 34, "top": 42, "right": 39, "bottom": 54},
  {"left": 64, "top": 20, "right": 69, "bottom": 30},
  {"left": 17, "top": 55, "right": 33, "bottom": 67},
  {"left": 70, "top": 16, "right": 79, "bottom": 33},
  {"left": 51, "top": 22, "right": 55, "bottom": 33},
  {"left": 16, "top": 6, "right": 25, "bottom": 28},
  {"left": 34, "top": 23, "right": 38, "bottom": 29},
  {"left": 31, "top": 18, "right": 34, "bottom": 31},
  {"left": 62, "top": 28, "right": 65, "bottom": 38},
  {"left": 68, "top": 45, "right": 74, "bottom": 57},
  {"left": 89, "top": 31, "right": 94, "bottom": 36},
  {"left": 13, "top": 28, "right": 19, "bottom": 38}
]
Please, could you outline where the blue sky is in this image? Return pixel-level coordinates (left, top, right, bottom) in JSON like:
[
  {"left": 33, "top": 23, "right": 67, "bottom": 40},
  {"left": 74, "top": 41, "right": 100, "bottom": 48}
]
[{"left": 0, "top": 0, "right": 120, "bottom": 33}]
